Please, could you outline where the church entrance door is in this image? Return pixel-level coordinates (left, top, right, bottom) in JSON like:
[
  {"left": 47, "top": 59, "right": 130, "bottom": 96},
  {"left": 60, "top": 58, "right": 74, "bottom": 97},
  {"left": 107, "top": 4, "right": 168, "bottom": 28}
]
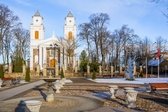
[{"left": 50, "top": 59, "right": 57, "bottom": 67}]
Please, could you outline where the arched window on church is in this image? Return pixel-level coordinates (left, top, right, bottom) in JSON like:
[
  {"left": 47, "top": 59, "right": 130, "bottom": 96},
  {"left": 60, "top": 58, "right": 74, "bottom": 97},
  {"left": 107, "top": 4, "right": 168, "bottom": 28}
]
[
  {"left": 68, "top": 31, "right": 73, "bottom": 41},
  {"left": 35, "top": 31, "right": 39, "bottom": 39}
]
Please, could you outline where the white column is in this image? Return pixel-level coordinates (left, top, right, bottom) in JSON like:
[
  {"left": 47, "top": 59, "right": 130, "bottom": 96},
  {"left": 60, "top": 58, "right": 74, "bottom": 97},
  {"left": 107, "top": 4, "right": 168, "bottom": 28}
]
[
  {"left": 43, "top": 47, "right": 46, "bottom": 64},
  {"left": 39, "top": 46, "right": 42, "bottom": 70},
  {"left": 30, "top": 47, "right": 34, "bottom": 70}
]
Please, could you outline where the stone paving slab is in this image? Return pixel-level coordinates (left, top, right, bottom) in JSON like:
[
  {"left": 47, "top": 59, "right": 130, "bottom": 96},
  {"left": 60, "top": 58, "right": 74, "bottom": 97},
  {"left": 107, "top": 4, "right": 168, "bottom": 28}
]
[{"left": 0, "top": 80, "right": 45, "bottom": 101}]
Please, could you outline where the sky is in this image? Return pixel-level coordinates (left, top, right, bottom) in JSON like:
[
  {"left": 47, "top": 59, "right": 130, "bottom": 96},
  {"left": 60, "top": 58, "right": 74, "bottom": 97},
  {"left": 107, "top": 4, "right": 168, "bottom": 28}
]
[{"left": 1, "top": 0, "right": 168, "bottom": 41}]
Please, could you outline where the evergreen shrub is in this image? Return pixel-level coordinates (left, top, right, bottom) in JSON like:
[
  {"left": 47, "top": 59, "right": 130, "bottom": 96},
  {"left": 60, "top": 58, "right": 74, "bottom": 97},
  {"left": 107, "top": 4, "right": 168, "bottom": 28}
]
[
  {"left": 25, "top": 67, "right": 30, "bottom": 82},
  {"left": 0, "top": 65, "right": 4, "bottom": 78}
]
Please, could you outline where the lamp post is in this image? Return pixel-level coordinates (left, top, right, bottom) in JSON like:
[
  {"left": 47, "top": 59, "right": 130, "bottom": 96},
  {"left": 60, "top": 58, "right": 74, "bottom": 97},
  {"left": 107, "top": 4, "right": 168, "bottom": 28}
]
[
  {"left": 50, "top": 43, "right": 58, "bottom": 77},
  {"left": 157, "top": 48, "right": 160, "bottom": 78}
]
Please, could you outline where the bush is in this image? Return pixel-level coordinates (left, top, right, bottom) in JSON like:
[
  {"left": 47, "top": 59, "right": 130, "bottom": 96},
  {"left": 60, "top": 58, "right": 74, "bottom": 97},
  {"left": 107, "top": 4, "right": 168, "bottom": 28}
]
[
  {"left": 92, "top": 71, "right": 96, "bottom": 80},
  {"left": 79, "top": 61, "right": 87, "bottom": 73},
  {"left": 0, "top": 65, "right": 4, "bottom": 78},
  {"left": 13, "top": 56, "right": 24, "bottom": 72},
  {"left": 25, "top": 67, "right": 30, "bottom": 82},
  {"left": 79, "top": 50, "right": 89, "bottom": 73},
  {"left": 89, "top": 62, "right": 99, "bottom": 72}
]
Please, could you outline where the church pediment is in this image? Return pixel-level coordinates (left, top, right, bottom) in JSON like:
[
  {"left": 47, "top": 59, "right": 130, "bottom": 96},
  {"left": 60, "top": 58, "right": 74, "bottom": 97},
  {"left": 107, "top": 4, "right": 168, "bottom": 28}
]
[{"left": 38, "top": 36, "right": 60, "bottom": 47}]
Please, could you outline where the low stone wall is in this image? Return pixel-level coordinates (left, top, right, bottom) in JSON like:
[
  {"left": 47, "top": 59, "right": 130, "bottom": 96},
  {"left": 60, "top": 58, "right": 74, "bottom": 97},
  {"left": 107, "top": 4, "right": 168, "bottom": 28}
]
[{"left": 4, "top": 73, "right": 23, "bottom": 78}]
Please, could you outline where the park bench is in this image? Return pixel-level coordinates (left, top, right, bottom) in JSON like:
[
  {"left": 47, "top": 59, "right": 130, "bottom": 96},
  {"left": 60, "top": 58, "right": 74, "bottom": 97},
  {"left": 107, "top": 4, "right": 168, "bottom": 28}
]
[{"left": 149, "top": 83, "right": 168, "bottom": 92}]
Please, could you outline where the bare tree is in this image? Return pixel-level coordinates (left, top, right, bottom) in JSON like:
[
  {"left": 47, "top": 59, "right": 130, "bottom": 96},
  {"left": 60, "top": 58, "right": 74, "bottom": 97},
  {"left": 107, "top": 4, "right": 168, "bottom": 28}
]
[
  {"left": 13, "top": 27, "right": 30, "bottom": 60},
  {"left": 0, "top": 4, "right": 19, "bottom": 64},
  {"left": 60, "top": 38, "right": 79, "bottom": 71},
  {"left": 79, "top": 13, "right": 110, "bottom": 65},
  {"left": 89, "top": 13, "right": 110, "bottom": 62},
  {"left": 155, "top": 36, "right": 168, "bottom": 57},
  {"left": 78, "top": 23, "right": 91, "bottom": 61},
  {"left": 108, "top": 34, "right": 115, "bottom": 65},
  {"left": 99, "top": 27, "right": 111, "bottom": 67},
  {"left": 112, "top": 25, "right": 138, "bottom": 70}
]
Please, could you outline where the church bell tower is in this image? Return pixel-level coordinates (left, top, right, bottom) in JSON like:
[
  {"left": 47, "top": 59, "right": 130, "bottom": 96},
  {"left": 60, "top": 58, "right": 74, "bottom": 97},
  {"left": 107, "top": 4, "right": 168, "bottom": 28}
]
[
  {"left": 64, "top": 11, "right": 77, "bottom": 70},
  {"left": 30, "top": 11, "right": 45, "bottom": 71},
  {"left": 64, "top": 11, "right": 76, "bottom": 41},
  {"left": 30, "top": 10, "right": 45, "bottom": 41}
]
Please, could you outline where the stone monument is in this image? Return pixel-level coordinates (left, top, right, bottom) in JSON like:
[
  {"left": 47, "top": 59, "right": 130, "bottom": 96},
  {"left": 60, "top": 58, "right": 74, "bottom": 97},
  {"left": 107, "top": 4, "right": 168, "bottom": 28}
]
[{"left": 125, "top": 57, "right": 134, "bottom": 80}]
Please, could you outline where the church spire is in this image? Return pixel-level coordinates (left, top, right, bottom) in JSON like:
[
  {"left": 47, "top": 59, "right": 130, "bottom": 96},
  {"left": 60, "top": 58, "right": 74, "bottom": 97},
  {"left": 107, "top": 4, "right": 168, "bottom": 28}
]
[
  {"left": 34, "top": 10, "right": 41, "bottom": 16},
  {"left": 67, "top": 11, "right": 73, "bottom": 17}
]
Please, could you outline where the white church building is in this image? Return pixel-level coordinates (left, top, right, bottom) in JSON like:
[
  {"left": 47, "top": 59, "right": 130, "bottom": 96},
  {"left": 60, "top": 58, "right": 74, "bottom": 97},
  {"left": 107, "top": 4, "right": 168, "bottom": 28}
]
[{"left": 29, "top": 11, "right": 77, "bottom": 73}]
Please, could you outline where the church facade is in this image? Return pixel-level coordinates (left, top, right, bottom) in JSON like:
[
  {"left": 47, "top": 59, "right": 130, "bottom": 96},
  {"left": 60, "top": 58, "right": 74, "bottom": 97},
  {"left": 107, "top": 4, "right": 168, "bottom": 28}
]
[{"left": 29, "top": 11, "right": 76, "bottom": 73}]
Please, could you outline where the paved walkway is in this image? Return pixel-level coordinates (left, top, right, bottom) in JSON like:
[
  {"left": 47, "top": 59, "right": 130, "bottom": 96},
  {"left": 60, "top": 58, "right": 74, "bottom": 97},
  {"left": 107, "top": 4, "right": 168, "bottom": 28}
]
[{"left": 0, "top": 80, "right": 45, "bottom": 101}]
